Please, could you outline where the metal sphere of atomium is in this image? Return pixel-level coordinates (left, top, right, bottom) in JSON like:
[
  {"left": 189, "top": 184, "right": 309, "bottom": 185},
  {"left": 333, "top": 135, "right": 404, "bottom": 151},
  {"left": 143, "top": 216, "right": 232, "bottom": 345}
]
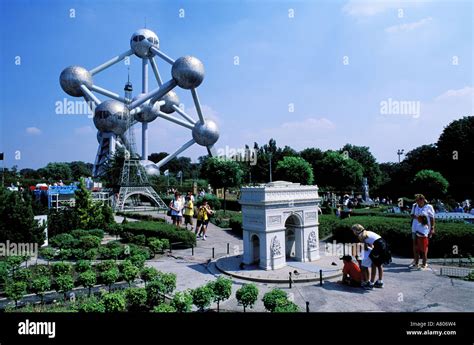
[
  {"left": 135, "top": 101, "right": 161, "bottom": 123},
  {"left": 93, "top": 100, "right": 129, "bottom": 135},
  {"left": 130, "top": 29, "right": 159, "bottom": 58},
  {"left": 59, "top": 66, "right": 93, "bottom": 97},
  {"left": 172, "top": 56, "right": 205, "bottom": 89},
  {"left": 158, "top": 91, "right": 180, "bottom": 114},
  {"left": 192, "top": 119, "right": 219, "bottom": 146}
]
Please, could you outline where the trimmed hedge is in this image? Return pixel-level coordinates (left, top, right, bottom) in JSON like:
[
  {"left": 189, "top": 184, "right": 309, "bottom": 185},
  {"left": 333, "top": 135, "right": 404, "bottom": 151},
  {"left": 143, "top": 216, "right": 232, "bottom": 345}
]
[
  {"left": 121, "top": 221, "right": 196, "bottom": 248},
  {"left": 115, "top": 212, "right": 166, "bottom": 223},
  {"left": 322, "top": 215, "right": 474, "bottom": 258}
]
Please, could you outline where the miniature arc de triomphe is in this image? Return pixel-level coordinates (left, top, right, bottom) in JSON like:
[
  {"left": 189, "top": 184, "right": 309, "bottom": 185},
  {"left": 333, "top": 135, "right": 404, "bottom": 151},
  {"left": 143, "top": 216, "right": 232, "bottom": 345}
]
[{"left": 240, "top": 181, "right": 322, "bottom": 270}]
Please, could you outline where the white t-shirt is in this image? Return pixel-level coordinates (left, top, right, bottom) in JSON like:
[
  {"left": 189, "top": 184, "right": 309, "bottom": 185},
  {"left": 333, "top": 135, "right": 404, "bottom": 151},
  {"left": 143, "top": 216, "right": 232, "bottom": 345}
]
[
  {"left": 411, "top": 203, "right": 435, "bottom": 236},
  {"left": 170, "top": 199, "right": 183, "bottom": 216},
  {"left": 364, "top": 231, "right": 381, "bottom": 245}
]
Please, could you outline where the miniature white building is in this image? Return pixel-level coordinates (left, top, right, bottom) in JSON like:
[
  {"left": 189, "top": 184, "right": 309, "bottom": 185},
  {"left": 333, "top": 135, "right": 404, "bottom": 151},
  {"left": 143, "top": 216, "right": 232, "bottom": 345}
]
[{"left": 239, "top": 181, "right": 321, "bottom": 270}]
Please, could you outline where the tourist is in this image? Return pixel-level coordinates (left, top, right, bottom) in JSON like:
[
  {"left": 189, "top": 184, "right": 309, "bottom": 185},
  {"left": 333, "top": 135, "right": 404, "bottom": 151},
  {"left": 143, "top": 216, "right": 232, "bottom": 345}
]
[
  {"left": 169, "top": 192, "right": 183, "bottom": 227},
  {"left": 340, "top": 255, "right": 362, "bottom": 287},
  {"left": 454, "top": 203, "right": 464, "bottom": 213},
  {"left": 352, "top": 224, "right": 392, "bottom": 289},
  {"left": 196, "top": 200, "right": 213, "bottom": 240},
  {"left": 187, "top": 191, "right": 195, "bottom": 202},
  {"left": 183, "top": 196, "right": 194, "bottom": 231},
  {"left": 410, "top": 194, "right": 435, "bottom": 269}
]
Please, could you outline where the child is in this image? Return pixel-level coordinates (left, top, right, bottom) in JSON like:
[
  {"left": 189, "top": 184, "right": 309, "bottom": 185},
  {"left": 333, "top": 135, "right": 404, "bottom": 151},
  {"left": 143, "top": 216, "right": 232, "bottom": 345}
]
[
  {"left": 183, "top": 196, "right": 194, "bottom": 231},
  {"left": 196, "top": 200, "right": 213, "bottom": 240},
  {"left": 352, "top": 224, "right": 392, "bottom": 290},
  {"left": 340, "top": 255, "right": 362, "bottom": 287}
]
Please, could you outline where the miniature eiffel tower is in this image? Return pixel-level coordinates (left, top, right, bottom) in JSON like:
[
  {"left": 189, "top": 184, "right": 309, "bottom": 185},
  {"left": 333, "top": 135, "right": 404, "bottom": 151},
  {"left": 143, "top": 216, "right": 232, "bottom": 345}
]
[{"left": 115, "top": 77, "right": 168, "bottom": 211}]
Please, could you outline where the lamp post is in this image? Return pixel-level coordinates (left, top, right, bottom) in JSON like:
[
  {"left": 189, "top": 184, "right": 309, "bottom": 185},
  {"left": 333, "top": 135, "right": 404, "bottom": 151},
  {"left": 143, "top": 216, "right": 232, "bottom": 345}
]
[{"left": 397, "top": 149, "right": 404, "bottom": 163}]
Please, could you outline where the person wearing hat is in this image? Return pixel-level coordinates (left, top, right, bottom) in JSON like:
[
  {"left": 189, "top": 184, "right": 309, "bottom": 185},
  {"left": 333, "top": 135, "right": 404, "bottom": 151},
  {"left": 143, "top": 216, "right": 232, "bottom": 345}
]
[
  {"left": 352, "top": 224, "right": 392, "bottom": 289},
  {"left": 410, "top": 194, "right": 435, "bottom": 269},
  {"left": 340, "top": 255, "right": 362, "bottom": 287}
]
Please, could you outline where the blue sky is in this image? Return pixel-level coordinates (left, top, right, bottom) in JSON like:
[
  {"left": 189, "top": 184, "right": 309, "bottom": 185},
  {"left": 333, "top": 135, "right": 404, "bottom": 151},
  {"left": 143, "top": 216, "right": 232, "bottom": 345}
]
[{"left": 0, "top": 0, "right": 472, "bottom": 169}]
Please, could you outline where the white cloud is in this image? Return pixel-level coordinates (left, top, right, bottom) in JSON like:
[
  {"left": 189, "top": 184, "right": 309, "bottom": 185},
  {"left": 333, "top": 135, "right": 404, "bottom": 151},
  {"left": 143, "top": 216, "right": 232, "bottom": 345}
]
[
  {"left": 74, "top": 126, "right": 94, "bottom": 135},
  {"left": 25, "top": 127, "right": 42, "bottom": 135},
  {"left": 434, "top": 86, "right": 474, "bottom": 102},
  {"left": 185, "top": 104, "right": 221, "bottom": 125},
  {"left": 385, "top": 17, "right": 432, "bottom": 33}
]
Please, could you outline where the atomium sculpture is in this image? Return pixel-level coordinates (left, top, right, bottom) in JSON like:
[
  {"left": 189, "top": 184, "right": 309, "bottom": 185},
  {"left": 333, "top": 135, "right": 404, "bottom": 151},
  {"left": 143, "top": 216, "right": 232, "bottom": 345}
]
[{"left": 60, "top": 28, "right": 220, "bottom": 178}]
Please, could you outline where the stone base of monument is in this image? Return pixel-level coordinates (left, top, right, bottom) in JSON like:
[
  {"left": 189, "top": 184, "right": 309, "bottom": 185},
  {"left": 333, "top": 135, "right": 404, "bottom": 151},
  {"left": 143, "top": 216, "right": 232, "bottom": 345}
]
[{"left": 215, "top": 253, "right": 342, "bottom": 283}]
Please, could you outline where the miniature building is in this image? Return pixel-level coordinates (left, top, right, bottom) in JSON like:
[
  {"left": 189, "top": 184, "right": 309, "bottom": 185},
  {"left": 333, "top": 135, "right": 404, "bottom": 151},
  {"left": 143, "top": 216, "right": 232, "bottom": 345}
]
[{"left": 239, "top": 181, "right": 321, "bottom": 270}]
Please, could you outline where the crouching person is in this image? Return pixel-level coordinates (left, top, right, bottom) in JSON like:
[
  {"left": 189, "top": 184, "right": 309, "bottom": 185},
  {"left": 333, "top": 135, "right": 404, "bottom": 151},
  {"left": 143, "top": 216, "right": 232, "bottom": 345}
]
[
  {"left": 352, "top": 224, "right": 392, "bottom": 290},
  {"left": 340, "top": 255, "right": 362, "bottom": 287}
]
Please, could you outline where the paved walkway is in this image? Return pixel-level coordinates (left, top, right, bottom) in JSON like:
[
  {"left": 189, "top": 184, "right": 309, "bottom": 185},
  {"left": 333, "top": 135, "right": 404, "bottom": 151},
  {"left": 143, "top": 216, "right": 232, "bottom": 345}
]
[{"left": 135, "top": 211, "right": 474, "bottom": 312}]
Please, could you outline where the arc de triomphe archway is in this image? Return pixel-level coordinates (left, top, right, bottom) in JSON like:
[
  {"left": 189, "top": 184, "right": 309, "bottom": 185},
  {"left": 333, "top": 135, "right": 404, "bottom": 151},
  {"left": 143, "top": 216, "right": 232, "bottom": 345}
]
[{"left": 239, "top": 181, "right": 321, "bottom": 270}]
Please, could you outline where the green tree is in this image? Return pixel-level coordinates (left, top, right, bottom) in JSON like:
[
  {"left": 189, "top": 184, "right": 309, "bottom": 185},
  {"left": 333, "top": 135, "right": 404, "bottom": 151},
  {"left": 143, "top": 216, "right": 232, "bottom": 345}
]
[
  {"left": 146, "top": 279, "right": 167, "bottom": 307},
  {"left": 275, "top": 156, "right": 314, "bottom": 185},
  {"left": 235, "top": 283, "right": 258, "bottom": 312},
  {"left": 69, "top": 161, "right": 93, "bottom": 180},
  {"left": 37, "top": 162, "right": 72, "bottom": 181},
  {"left": 412, "top": 170, "right": 449, "bottom": 199},
  {"left": 209, "top": 277, "right": 232, "bottom": 312},
  {"left": 0, "top": 188, "right": 45, "bottom": 244},
  {"left": 124, "top": 287, "right": 147, "bottom": 311},
  {"left": 140, "top": 267, "right": 159, "bottom": 287},
  {"left": 121, "top": 261, "right": 139, "bottom": 287},
  {"left": 75, "top": 260, "right": 92, "bottom": 273},
  {"left": 101, "top": 267, "right": 120, "bottom": 291},
  {"left": 102, "top": 292, "right": 126, "bottom": 312},
  {"left": 201, "top": 157, "right": 243, "bottom": 213},
  {"left": 262, "top": 289, "right": 288, "bottom": 312},
  {"left": 339, "top": 144, "right": 382, "bottom": 190},
  {"left": 54, "top": 274, "right": 74, "bottom": 302},
  {"left": 51, "top": 262, "right": 72, "bottom": 278},
  {"left": 316, "top": 151, "right": 364, "bottom": 191},
  {"left": 75, "top": 178, "right": 93, "bottom": 229},
  {"left": 156, "top": 272, "right": 176, "bottom": 294},
  {"left": 191, "top": 285, "right": 214, "bottom": 312},
  {"left": 78, "top": 270, "right": 97, "bottom": 297},
  {"left": 39, "top": 247, "right": 56, "bottom": 265},
  {"left": 437, "top": 116, "right": 474, "bottom": 199},
  {"left": 5, "top": 280, "right": 27, "bottom": 307},
  {"left": 31, "top": 276, "right": 51, "bottom": 304},
  {"left": 171, "top": 291, "right": 193, "bottom": 313}
]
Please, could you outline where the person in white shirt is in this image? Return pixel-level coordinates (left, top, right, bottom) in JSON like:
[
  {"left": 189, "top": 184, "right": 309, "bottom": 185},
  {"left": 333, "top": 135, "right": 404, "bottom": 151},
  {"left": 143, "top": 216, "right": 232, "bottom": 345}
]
[
  {"left": 169, "top": 192, "right": 184, "bottom": 227},
  {"left": 410, "top": 194, "right": 435, "bottom": 269},
  {"left": 352, "top": 224, "right": 392, "bottom": 289}
]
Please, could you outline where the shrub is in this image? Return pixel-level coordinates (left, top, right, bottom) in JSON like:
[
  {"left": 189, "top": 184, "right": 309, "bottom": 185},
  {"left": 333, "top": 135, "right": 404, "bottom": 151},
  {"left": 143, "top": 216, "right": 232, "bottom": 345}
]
[
  {"left": 326, "top": 215, "right": 474, "bottom": 257},
  {"left": 101, "top": 268, "right": 120, "bottom": 291},
  {"left": 13, "top": 268, "right": 32, "bottom": 283},
  {"left": 148, "top": 238, "right": 169, "bottom": 255},
  {"left": 78, "top": 235, "right": 101, "bottom": 250},
  {"left": 191, "top": 285, "right": 214, "bottom": 312},
  {"left": 274, "top": 299, "right": 299, "bottom": 313},
  {"left": 129, "top": 254, "right": 147, "bottom": 269},
  {"left": 39, "top": 247, "right": 56, "bottom": 264},
  {"left": 130, "top": 234, "right": 146, "bottom": 246},
  {"left": 75, "top": 260, "right": 92, "bottom": 273},
  {"left": 262, "top": 289, "right": 288, "bottom": 313},
  {"left": 120, "top": 261, "right": 139, "bottom": 287},
  {"left": 146, "top": 279, "right": 167, "bottom": 307},
  {"left": 51, "top": 262, "right": 72, "bottom": 278},
  {"left": 96, "top": 260, "right": 116, "bottom": 273},
  {"left": 236, "top": 284, "right": 258, "bottom": 312},
  {"left": 102, "top": 292, "right": 126, "bottom": 312},
  {"left": 70, "top": 229, "right": 90, "bottom": 239},
  {"left": 87, "top": 229, "right": 105, "bottom": 239},
  {"left": 77, "top": 296, "right": 105, "bottom": 313},
  {"left": 152, "top": 303, "right": 176, "bottom": 313},
  {"left": 54, "top": 274, "right": 74, "bottom": 301},
  {"left": 140, "top": 267, "right": 159, "bottom": 286},
  {"left": 156, "top": 272, "right": 176, "bottom": 295},
  {"left": 125, "top": 287, "right": 147, "bottom": 311},
  {"left": 78, "top": 270, "right": 97, "bottom": 297},
  {"left": 31, "top": 276, "right": 51, "bottom": 304},
  {"left": 121, "top": 221, "right": 196, "bottom": 248},
  {"left": 171, "top": 291, "right": 193, "bottom": 312},
  {"left": 49, "top": 233, "right": 77, "bottom": 249},
  {"left": 6, "top": 280, "right": 27, "bottom": 307}
]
